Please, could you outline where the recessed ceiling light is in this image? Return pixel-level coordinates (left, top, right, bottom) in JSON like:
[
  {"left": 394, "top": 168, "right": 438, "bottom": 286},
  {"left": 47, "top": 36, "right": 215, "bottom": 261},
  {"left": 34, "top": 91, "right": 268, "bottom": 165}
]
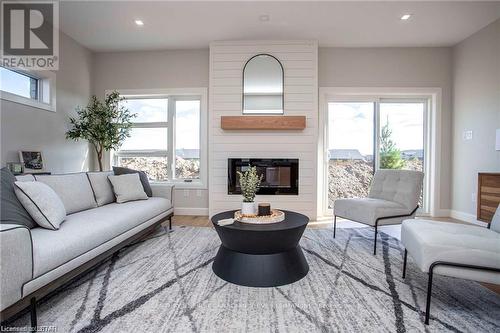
[
  {"left": 259, "top": 14, "right": 270, "bottom": 22},
  {"left": 400, "top": 14, "right": 412, "bottom": 21},
  {"left": 135, "top": 19, "right": 144, "bottom": 26}
]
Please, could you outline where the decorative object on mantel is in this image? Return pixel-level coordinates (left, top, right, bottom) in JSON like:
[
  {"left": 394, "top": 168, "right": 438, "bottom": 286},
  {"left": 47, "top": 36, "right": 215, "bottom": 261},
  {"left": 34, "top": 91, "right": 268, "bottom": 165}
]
[
  {"left": 234, "top": 209, "right": 285, "bottom": 224},
  {"left": 221, "top": 115, "right": 306, "bottom": 130},
  {"left": 66, "top": 91, "right": 135, "bottom": 171},
  {"left": 258, "top": 203, "right": 271, "bottom": 216},
  {"left": 18, "top": 151, "right": 46, "bottom": 173},
  {"left": 236, "top": 165, "right": 263, "bottom": 215}
]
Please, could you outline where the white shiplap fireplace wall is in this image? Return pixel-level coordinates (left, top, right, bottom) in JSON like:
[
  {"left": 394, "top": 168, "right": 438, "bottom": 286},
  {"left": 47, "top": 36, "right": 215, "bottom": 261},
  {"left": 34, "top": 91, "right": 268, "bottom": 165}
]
[{"left": 209, "top": 40, "right": 319, "bottom": 219}]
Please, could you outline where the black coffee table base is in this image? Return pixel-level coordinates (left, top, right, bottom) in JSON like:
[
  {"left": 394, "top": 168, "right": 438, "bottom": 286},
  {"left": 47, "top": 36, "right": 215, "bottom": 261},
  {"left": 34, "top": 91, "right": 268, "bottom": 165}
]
[{"left": 212, "top": 245, "right": 309, "bottom": 287}]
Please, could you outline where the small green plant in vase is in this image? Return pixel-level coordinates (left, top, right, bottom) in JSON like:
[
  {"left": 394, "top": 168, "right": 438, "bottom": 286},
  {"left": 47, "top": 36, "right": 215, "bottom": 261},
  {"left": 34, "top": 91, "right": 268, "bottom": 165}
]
[{"left": 237, "top": 166, "right": 263, "bottom": 216}]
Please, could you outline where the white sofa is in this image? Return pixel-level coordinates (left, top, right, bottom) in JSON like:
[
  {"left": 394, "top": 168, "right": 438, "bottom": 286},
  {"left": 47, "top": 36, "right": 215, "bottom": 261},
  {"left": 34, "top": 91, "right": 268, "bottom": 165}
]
[
  {"left": 0, "top": 172, "right": 174, "bottom": 325},
  {"left": 401, "top": 208, "right": 500, "bottom": 325},
  {"left": 334, "top": 169, "right": 424, "bottom": 255}
]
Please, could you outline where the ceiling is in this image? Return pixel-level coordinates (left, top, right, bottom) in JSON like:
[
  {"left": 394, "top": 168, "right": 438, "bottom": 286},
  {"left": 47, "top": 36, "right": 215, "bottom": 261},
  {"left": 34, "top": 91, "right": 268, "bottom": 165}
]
[{"left": 59, "top": 1, "right": 500, "bottom": 52}]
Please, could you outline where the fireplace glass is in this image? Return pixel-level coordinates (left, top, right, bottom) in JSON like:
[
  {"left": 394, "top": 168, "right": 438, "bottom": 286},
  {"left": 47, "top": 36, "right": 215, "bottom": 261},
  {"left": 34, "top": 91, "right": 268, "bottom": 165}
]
[{"left": 228, "top": 159, "right": 299, "bottom": 195}]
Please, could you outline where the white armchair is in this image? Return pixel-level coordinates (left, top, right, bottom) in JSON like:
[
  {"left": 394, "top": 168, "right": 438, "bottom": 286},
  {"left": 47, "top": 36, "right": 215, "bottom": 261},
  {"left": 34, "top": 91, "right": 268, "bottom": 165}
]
[
  {"left": 334, "top": 169, "right": 424, "bottom": 255},
  {"left": 401, "top": 205, "right": 500, "bottom": 325}
]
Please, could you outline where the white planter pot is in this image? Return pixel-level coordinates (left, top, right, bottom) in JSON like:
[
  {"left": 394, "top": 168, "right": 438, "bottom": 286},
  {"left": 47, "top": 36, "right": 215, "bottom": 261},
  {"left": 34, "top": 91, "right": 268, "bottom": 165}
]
[{"left": 241, "top": 202, "right": 257, "bottom": 215}]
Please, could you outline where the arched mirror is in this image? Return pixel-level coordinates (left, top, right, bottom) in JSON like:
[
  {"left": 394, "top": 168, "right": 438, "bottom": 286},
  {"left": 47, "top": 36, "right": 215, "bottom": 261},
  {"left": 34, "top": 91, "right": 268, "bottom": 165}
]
[{"left": 243, "top": 54, "right": 284, "bottom": 114}]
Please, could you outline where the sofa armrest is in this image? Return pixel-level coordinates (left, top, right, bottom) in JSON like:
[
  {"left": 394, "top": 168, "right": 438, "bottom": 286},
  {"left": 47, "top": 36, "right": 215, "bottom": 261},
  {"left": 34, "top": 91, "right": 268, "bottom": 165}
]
[
  {"left": 0, "top": 224, "right": 33, "bottom": 311},
  {"left": 151, "top": 183, "right": 175, "bottom": 208}
]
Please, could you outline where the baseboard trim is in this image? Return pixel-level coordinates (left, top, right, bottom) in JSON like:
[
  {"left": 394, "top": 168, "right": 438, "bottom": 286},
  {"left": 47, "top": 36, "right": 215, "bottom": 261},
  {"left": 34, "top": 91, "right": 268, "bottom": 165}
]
[
  {"left": 433, "top": 209, "right": 450, "bottom": 218},
  {"left": 449, "top": 210, "right": 488, "bottom": 227},
  {"left": 174, "top": 207, "right": 209, "bottom": 216}
]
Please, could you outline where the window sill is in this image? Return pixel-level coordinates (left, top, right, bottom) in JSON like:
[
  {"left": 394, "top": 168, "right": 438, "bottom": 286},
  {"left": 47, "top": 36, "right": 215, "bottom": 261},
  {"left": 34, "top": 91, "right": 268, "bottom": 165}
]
[
  {"left": 0, "top": 91, "right": 55, "bottom": 112},
  {"left": 150, "top": 180, "right": 207, "bottom": 190}
]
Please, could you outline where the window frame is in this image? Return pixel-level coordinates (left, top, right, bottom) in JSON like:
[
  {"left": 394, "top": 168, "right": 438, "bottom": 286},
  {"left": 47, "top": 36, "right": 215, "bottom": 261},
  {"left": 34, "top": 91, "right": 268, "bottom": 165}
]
[
  {"left": 0, "top": 66, "right": 56, "bottom": 112},
  {"left": 110, "top": 88, "right": 208, "bottom": 189},
  {"left": 318, "top": 87, "right": 442, "bottom": 219}
]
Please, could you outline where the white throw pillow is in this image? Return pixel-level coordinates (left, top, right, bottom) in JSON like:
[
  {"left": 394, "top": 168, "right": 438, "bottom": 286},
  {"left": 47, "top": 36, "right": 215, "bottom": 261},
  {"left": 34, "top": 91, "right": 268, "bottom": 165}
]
[
  {"left": 490, "top": 204, "right": 500, "bottom": 233},
  {"left": 14, "top": 181, "right": 66, "bottom": 230},
  {"left": 108, "top": 173, "right": 148, "bottom": 204}
]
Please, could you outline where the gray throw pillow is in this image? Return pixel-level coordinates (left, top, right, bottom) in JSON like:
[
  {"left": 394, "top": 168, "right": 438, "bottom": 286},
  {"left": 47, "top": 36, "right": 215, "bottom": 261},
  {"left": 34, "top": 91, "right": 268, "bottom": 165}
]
[
  {"left": 1, "top": 167, "right": 37, "bottom": 228},
  {"left": 108, "top": 173, "right": 148, "bottom": 203},
  {"left": 87, "top": 171, "right": 115, "bottom": 206},
  {"left": 14, "top": 181, "right": 66, "bottom": 230},
  {"left": 113, "top": 166, "right": 152, "bottom": 197}
]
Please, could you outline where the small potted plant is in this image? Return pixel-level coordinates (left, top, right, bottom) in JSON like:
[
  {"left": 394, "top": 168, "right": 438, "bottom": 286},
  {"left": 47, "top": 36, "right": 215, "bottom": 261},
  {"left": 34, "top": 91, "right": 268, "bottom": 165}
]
[{"left": 237, "top": 166, "right": 263, "bottom": 216}]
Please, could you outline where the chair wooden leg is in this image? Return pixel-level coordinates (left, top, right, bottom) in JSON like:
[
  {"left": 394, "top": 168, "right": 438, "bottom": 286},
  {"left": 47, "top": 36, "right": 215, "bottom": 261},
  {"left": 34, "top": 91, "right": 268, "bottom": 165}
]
[
  {"left": 169, "top": 216, "right": 172, "bottom": 230},
  {"left": 402, "top": 249, "right": 408, "bottom": 278},
  {"left": 373, "top": 225, "right": 378, "bottom": 255},
  {"left": 30, "top": 297, "right": 37, "bottom": 329},
  {"left": 333, "top": 215, "right": 336, "bottom": 239},
  {"left": 425, "top": 270, "right": 434, "bottom": 325}
]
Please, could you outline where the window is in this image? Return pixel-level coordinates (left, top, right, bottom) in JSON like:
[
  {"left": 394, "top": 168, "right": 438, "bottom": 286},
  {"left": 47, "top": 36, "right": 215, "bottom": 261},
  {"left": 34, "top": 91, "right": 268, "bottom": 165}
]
[
  {"left": 319, "top": 88, "right": 441, "bottom": 217},
  {"left": 0, "top": 67, "right": 38, "bottom": 99},
  {"left": 112, "top": 89, "right": 207, "bottom": 187},
  {"left": 0, "top": 66, "right": 55, "bottom": 111},
  {"left": 327, "top": 100, "right": 426, "bottom": 211}
]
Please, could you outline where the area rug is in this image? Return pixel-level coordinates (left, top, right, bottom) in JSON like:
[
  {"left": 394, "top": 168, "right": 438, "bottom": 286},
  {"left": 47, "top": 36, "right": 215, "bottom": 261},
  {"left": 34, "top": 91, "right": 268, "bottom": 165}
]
[{"left": 9, "top": 226, "right": 500, "bottom": 333}]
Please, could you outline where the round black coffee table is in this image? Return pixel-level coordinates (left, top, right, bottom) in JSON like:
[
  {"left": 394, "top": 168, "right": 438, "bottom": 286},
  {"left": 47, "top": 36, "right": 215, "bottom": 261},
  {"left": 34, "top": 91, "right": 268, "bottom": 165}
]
[{"left": 211, "top": 210, "right": 309, "bottom": 287}]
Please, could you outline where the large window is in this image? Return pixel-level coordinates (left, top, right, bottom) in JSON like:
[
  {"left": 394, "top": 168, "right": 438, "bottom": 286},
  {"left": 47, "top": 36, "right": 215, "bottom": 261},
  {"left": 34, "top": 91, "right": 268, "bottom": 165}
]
[
  {"left": 324, "top": 97, "right": 430, "bottom": 214},
  {"left": 0, "top": 66, "right": 55, "bottom": 111},
  {"left": 112, "top": 89, "right": 207, "bottom": 187}
]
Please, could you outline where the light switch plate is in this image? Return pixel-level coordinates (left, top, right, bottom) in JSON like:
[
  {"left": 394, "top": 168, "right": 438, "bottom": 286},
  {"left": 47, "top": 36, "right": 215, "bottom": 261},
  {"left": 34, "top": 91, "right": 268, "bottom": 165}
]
[{"left": 463, "top": 130, "right": 473, "bottom": 141}]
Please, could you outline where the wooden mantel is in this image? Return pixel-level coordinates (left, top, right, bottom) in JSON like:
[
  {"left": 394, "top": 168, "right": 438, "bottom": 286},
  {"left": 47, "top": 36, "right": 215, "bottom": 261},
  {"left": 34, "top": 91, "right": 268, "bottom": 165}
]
[{"left": 221, "top": 116, "right": 306, "bottom": 130}]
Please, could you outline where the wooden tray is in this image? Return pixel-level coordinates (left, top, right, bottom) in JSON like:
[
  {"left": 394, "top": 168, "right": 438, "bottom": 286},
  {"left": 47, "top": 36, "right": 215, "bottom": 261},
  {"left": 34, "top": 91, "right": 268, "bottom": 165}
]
[{"left": 234, "top": 210, "right": 285, "bottom": 224}]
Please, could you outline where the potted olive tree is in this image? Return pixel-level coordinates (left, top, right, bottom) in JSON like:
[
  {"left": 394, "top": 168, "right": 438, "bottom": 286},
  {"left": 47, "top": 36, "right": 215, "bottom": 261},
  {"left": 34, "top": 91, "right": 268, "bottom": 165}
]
[
  {"left": 236, "top": 166, "right": 263, "bottom": 215},
  {"left": 66, "top": 91, "right": 135, "bottom": 171}
]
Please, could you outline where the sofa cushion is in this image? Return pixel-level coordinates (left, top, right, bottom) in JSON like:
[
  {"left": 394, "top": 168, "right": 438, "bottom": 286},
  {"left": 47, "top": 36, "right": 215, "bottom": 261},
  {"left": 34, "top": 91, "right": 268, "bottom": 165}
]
[
  {"left": 401, "top": 220, "right": 500, "bottom": 283},
  {"left": 335, "top": 198, "right": 410, "bottom": 226},
  {"left": 15, "top": 174, "right": 35, "bottom": 182},
  {"left": 35, "top": 173, "right": 97, "bottom": 214},
  {"left": 30, "top": 197, "right": 172, "bottom": 277},
  {"left": 14, "top": 181, "right": 66, "bottom": 230},
  {"left": 113, "top": 166, "right": 152, "bottom": 197},
  {"left": 87, "top": 171, "right": 114, "bottom": 206},
  {"left": 369, "top": 170, "right": 423, "bottom": 210},
  {"left": 108, "top": 173, "right": 148, "bottom": 203},
  {"left": 1, "top": 168, "right": 37, "bottom": 229}
]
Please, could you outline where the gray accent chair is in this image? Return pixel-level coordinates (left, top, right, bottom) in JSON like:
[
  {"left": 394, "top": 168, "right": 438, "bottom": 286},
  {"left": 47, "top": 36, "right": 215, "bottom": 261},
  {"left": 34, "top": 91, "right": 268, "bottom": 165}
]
[
  {"left": 334, "top": 169, "right": 424, "bottom": 255},
  {"left": 401, "top": 205, "right": 500, "bottom": 325},
  {"left": 0, "top": 172, "right": 174, "bottom": 326}
]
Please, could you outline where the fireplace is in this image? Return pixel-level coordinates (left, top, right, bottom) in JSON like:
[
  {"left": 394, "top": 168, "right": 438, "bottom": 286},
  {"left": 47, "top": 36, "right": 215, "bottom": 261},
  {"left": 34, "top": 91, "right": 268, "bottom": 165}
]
[{"left": 228, "top": 159, "right": 299, "bottom": 195}]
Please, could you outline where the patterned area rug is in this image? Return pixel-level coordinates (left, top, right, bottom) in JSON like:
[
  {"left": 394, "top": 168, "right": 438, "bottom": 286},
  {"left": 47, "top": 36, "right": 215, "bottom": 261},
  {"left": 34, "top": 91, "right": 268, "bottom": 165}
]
[{"left": 9, "top": 226, "right": 500, "bottom": 332}]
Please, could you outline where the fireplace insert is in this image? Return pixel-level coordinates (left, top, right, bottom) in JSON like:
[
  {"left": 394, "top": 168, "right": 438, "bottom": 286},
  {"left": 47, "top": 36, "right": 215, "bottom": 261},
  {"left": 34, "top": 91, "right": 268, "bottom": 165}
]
[{"left": 228, "top": 158, "right": 299, "bottom": 195}]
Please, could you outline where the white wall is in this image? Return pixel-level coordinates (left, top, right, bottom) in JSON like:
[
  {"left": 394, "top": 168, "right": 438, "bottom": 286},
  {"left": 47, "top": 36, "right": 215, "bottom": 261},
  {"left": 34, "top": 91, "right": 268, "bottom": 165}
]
[
  {"left": 451, "top": 19, "right": 500, "bottom": 221},
  {"left": 1, "top": 33, "right": 93, "bottom": 173},
  {"left": 319, "top": 47, "right": 453, "bottom": 213},
  {"left": 92, "top": 49, "right": 210, "bottom": 212},
  {"left": 209, "top": 41, "right": 318, "bottom": 218}
]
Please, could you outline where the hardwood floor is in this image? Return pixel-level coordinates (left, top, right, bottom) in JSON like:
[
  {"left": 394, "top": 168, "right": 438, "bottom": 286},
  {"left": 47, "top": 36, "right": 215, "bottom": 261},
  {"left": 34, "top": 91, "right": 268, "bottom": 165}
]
[
  {"left": 170, "top": 215, "right": 465, "bottom": 228},
  {"left": 168, "top": 214, "right": 500, "bottom": 295}
]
